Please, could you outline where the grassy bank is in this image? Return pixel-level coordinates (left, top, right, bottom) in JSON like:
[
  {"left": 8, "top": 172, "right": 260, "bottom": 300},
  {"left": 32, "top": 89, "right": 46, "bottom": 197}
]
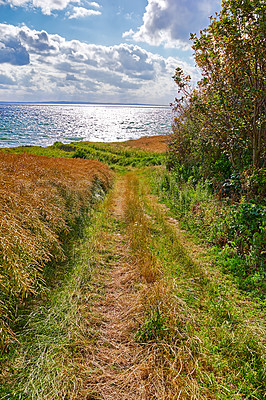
[
  {"left": 0, "top": 152, "right": 113, "bottom": 349},
  {"left": 0, "top": 187, "right": 114, "bottom": 399},
  {"left": 124, "top": 170, "right": 265, "bottom": 399}
]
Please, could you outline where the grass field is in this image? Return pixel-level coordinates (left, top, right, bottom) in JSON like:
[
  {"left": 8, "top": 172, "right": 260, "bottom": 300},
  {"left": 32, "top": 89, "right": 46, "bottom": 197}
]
[
  {"left": 2, "top": 136, "right": 168, "bottom": 170},
  {"left": 0, "top": 135, "right": 265, "bottom": 399}
]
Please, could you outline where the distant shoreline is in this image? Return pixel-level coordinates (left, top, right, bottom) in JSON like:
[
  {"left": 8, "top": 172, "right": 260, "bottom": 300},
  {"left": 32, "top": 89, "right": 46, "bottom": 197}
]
[{"left": 0, "top": 101, "right": 170, "bottom": 108}]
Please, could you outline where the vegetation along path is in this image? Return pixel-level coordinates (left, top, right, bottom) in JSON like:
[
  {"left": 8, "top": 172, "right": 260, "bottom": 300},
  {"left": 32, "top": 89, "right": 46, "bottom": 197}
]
[{"left": 0, "top": 139, "right": 265, "bottom": 399}]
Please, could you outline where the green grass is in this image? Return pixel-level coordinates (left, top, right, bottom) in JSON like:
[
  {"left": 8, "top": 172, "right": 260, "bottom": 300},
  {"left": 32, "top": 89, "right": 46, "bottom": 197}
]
[
  {"left": 1, "top": 143, "right": 265, "bottom": 399},
  {"left": 2, "top": 140, "right": 165, "bottom": 169},
  {"left": 148, "top": 166, "right": 266, "bottom": 305},
  {"left": 1, "top": 168, "right": 265, "bottom": 399}
]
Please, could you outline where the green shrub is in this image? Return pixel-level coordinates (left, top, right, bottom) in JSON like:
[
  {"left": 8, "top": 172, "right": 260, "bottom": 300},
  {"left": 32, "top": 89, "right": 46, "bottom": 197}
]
[{"left": 72, "top": 149, "right": 88, "bottom": 159}]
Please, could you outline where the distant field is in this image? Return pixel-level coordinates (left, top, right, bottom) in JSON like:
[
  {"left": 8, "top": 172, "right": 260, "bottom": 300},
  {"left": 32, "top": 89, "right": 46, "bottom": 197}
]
[
  {"left": 121, "top": 134, "right": 171, "bottom": 153},
  {"left": 0, "top": 152, "right": 113, "bottom": 348},
  {"left": 1, "top": 134, "right": 170, "bottom": 168}
]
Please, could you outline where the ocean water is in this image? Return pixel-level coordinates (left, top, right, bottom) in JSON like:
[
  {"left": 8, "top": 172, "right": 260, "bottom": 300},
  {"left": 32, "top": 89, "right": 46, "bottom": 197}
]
[{"left": 0, "top": 103, "right": 173, "bottom": 148}]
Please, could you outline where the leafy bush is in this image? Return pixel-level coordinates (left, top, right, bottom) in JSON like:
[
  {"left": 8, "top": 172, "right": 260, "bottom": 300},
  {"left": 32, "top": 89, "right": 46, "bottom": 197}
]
[{"left": 228, "top": 202, "right": 265, "bottom": 253}]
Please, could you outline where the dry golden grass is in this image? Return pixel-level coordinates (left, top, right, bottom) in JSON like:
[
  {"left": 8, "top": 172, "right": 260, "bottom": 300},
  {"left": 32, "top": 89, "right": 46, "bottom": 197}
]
[
  {"left": 125, "top": 172, "right": 162, "bottom": 284},
  {"left": 121, "top": 134, "right": 171, "bottom": 153},
  {"left": 0, "top": 152, "right": 113, "bottom": 349}
]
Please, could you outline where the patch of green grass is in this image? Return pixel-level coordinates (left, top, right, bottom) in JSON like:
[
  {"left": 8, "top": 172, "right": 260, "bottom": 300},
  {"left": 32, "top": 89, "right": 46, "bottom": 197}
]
[
  {"left": 1, "top": 140, "right": 165, "bottom": 169},
  {"left": 1, "top": 144, "right": 70, "bottom": 158},
  {"left": 147, "top": 166, "right": 266, "bottom": 304}
]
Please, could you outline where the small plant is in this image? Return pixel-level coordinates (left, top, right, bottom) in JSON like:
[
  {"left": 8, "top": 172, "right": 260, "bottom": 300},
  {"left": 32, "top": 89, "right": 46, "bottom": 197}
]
[{"left": 136, "top": 306, "right": 168, "bottom": 342}]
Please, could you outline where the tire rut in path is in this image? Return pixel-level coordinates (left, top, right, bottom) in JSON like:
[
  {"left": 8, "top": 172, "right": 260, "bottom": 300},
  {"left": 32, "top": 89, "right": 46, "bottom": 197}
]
[{"left": 82, "top": 175, "right": 150, "bottom": 400}]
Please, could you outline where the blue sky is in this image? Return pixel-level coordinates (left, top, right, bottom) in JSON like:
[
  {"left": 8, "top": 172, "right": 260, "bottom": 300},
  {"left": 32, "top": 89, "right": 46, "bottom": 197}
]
[{"left": 0, "top": 0, "right": 221, "bottom": 104}]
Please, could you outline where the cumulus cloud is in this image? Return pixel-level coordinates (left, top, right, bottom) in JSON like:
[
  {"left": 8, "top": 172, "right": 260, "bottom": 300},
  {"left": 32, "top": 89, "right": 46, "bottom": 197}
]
[
  {"left": 18, "top": 29, "right": 60, "bottom": 53},
  {"left": 0, "top": 26, "right": 30, "bottom": 65},
  {"left": 67, "top": 6, "right": 101, "bottom": 19},
  {"left": 0, "top": 23, "right": 200, "bottom": 103},
  {"left": 1, "top": 0, "right": 102, "bottom": 17},
  {"left": 125, "top": 0, "right": 221, "bottom": 49},
  {"left": 86, "top": 1, "right": 100, "bottom": 8},
  {"left": 66, "top": 73, "right": 78, "bottom": 81},
  {"left": 0, "top": 0, "right": 28, "bottom": 5}
]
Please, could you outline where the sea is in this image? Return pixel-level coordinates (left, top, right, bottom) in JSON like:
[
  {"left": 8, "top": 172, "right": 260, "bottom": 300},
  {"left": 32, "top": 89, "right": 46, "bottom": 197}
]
[{"left": 0, "top": 103, "right": 173, "bottom": 148}]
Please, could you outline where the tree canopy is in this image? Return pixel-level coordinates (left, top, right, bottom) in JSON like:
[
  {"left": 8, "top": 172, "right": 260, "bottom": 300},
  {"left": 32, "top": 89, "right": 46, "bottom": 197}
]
[{"left": 170, "top": 0, "right": 265, "bottom": 195}]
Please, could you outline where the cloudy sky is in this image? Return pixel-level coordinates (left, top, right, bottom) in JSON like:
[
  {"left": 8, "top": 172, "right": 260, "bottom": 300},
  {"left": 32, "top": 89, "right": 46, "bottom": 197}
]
[{"left": 0, "top": 0, "right": 221, "bottom": 104}]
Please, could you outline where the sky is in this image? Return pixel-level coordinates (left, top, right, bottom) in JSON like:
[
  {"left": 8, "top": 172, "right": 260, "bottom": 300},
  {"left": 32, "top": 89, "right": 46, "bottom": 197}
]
[{"left": 0, "top": 0, "right": 221, "bottom": 105}]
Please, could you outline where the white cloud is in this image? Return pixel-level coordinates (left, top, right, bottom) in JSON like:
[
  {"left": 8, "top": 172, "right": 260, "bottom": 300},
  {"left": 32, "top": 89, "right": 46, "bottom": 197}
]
[
  {"left": 126, "top": 0, "right": 221, "bottom": 49},
  {"left": 0, "top": 0, "right": 28, "bottom": 5},
  {"left": 67, "top": 6, "right": 101, "bottom": 19},
  {"left": 1, "top": 0, "right": 102, "bottom": 15},
  {"left": 1, "top": 0, "right": 81, "bottom": 15},
  {"left": 122, "top": 29, "right": 134, "bottom": 39},
  {"left": 86, "top": 1, "right": 100, "bottom": 8},
  {"left": 0, "top": 25, "right": 30, "bottom": 65},
  {"left": 0, "top": 73, "right": 16, "bottom": 85},
  {"left": 0, "top": 23, "right": 200, "bottom": 103}
]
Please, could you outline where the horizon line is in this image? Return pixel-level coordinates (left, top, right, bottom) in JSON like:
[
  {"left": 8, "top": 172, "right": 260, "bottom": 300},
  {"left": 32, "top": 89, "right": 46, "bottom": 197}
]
[{"left": 0, "top": 100, "right": 170, "bottom": 107}]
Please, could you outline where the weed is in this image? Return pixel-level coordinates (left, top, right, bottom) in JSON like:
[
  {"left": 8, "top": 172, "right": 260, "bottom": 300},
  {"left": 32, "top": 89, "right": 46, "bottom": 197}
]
[{"left": 136, "top": 305, "right": 168, "bottom": 341}]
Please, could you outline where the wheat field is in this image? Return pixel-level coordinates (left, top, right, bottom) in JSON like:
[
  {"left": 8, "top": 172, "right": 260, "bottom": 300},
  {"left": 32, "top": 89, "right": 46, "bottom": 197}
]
[{"left": 0, "top": 152, "right": 113, "bottom": 349}]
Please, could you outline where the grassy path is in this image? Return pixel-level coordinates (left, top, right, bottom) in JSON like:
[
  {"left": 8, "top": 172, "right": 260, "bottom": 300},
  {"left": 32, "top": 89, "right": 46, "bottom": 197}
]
[
  {"left": 1, "top": 169, "right": 265, "bottom": 399},
  {"left": 79, "top": 174, "right": 146, "bottom": 398}
]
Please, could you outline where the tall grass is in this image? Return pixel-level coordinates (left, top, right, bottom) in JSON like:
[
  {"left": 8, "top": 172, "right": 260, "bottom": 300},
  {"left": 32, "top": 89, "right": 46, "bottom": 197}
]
[
  {"left": 125, "top": 172, "right": 161, "bottom": 284},
  {"left": 0, "top": 187, "right": 113, "bottom": 399},
  {"left": 0, "top": 152, "right": 113, "bottom": 349}
]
